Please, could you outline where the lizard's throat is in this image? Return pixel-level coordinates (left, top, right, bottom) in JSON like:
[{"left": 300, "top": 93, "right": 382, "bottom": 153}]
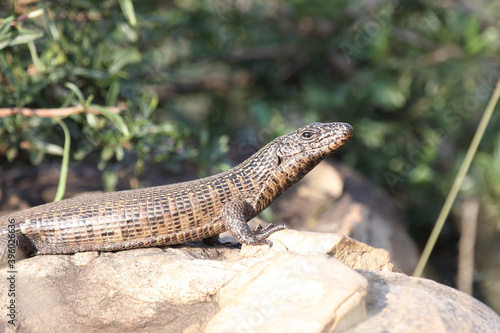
[{"left": 252, "top": 156, "right": 324, "bottom": 214}]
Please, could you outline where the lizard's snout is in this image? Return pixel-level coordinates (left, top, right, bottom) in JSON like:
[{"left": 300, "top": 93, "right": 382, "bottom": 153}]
[{"left": 337, "top": 122, "right": 353, "bottom": 138}]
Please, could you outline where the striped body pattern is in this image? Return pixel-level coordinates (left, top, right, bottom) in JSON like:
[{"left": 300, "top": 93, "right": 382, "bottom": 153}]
[{"left": 0, "top": 122, "right": 353, "bottom": 262}]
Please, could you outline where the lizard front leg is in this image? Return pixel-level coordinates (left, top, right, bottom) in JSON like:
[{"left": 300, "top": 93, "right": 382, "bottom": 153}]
[{"left": 220, "top": 199, "right": 287, "bottom": 247}]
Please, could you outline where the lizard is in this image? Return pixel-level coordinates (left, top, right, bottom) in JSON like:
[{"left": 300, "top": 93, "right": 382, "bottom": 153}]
[{"left": 0, "top": 122, "right": 353, "bottom": 265}]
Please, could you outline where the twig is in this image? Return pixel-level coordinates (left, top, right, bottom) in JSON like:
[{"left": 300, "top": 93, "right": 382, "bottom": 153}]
[
  {"left": 10, "top": 8, "right": 45, "bottom": 27},
  {"left": 0, "top": 106, "right": 122, "bottom": 118},
  {"left": 457, "top": 198, "right": 479, "bottom": 295}
]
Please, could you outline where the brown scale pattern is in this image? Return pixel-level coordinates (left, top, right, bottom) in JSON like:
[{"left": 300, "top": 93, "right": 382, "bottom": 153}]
[{"left": 0, "top": 122, "right": 352, "bottom": 261}]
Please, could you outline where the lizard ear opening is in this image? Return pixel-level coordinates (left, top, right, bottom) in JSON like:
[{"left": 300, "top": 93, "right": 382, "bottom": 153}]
[{"left": 277, "top": 155, "right": 283, "bottom": 166}]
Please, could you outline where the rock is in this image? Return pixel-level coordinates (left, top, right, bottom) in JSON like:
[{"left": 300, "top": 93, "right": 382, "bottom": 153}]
[
  {"left": 241, "top": 229, "right": 395, "bottom": 272},
  {"left": 72, "top": 251, "right": 100, "bottom": 266},
  {"left": 1, "top": 230, "right": 498, "bottom": 332},
  {"left": 328, "top": 237, "right": 394, "bottom": 272},
  {"left": 273, "top": 161, "right": 420, "bottom": 274},
  {"left": 0, "top": 230, "right": 384, "bottom": 333},
  {"left": 3, "top": 248, "right": 225, "bottom": 333},
  {"left": 343, "top": 270, "right": 500, "bottom": 333},
  {"left": 206, "top": 252, "right": 368, "bottom": 333}
]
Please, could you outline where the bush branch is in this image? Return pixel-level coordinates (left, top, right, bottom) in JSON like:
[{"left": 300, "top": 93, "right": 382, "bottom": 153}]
[{"left": 0, "top": 106, "right": 122, "bottom": 118}]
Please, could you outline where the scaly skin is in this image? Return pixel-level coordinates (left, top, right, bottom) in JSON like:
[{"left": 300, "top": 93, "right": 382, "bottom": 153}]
[{"left": 0, "top": 122, "right": 353, "bottom": 264}]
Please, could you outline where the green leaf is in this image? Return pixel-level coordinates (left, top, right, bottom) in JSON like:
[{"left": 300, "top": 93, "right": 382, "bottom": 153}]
[
  {"left": 409, "top": 164, "right": 433, "bottom": 184},
  {"left": 52, "top": 118, "right": 71, "bottom": 202},
  {"left": 6, "top": 146, "right": 17, "bottom": 162},
  {"left": 106, "top": 80, "right": 120, "bottom": 106},
  {"left": 103, "top": 169, "right": 119, "bottom": 192},
  {"left": 0, "top": 16, "right": 15, "bottom": 36},
  {"left": 0, "top": 28, "right": 43, "bottom": 50},
  {"left": 143, "top": 93, "right": 158, "bottom": 118},
  {"left": 61, "top": 90, "right": 76, "bottom": 108},
  {"left": 71, "top": 68, "right": 109, "bottom": 80},
  {"left": 86, "top": 113, "right": 99, "bottom": 129},
  {"left": 118, "top": 0, "right": 137, "bottom": 27},
  {"left": 90, "top": 104, "right": 130, "bottom": 137},
  {"left": 118, "top": 22, "right": 138, "bottom": 43},
  {"left": 27, "top": 41, "right": 44, "bottom": 72},
  {"left": 43, "top": 9, "right": 60, "bottom": 41},
  {"left": 108, "top": 48, "right": 141, "bottom": 75},
  {"left": 371, "top": 81, "right": 406, "bottom": 110},
  {"left": 64, "top": 82, "right": 85, "bottom": 105},
  {"left": 32, "top": 139, "right": 64, "bottom": 156},
  {"left": 115, "top": 146, "right": 125, "bottom": 161},
  {"left": 101, "top": 146, "right": 114, "bottom": 161}
]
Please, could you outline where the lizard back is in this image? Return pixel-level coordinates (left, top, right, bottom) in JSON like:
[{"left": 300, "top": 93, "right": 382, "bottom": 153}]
[{"left": 2, "top": 170, "right": 258, "bottom": 254}]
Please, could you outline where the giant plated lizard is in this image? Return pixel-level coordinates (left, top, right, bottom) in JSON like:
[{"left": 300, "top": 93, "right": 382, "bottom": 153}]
[{"left": 0, "top": 122, "right": 353, "bottom": 264}]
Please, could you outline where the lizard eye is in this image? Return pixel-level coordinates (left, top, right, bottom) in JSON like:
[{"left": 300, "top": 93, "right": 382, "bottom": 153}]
[{"left": 301, "top": 131, "right": 314, "bottom": 140}]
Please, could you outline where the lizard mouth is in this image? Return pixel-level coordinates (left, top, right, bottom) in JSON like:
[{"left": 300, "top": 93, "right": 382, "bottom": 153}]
[
  {"left": 306, "top": 122, "right": 353, "bottom": 152},
  {"left": 333, "top": 122, "right": 354, "bottom": 141}
]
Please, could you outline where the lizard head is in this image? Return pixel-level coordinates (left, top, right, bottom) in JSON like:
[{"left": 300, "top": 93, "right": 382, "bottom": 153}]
[
  {"left": 242, "top": 122, "right": 353, "bottom": 212},
  {"left": 276, "top": 122, "right": 353, "bottom": 167}
]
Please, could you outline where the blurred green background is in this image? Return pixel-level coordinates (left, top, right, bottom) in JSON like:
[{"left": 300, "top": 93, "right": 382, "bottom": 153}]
[{"left": 1, "top": 0, "right": 499, "bottom": 311}]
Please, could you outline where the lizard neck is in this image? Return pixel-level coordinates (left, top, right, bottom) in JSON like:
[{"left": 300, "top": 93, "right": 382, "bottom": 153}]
[{"left": 232, "top": 139, "right": 323, "bottom": 214}]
